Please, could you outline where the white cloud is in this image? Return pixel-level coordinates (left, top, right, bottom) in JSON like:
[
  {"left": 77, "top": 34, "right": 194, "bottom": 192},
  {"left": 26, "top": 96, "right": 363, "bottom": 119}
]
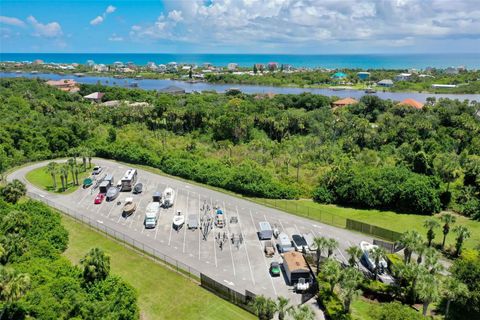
[
  {"left": 90, "top": 16, "right": 104, "bottom": 25},
  {"left": 106, "top": 5, "right": 116, "bottom": 14},
  {"left": 0, "top": 16, "right": 26, "bottom": 27},
  {"left": 90, "top": 4, "right": 117, "bottom": 26},
  {"left": 27, "top": 16, "right": 62, "bottom": 38},
  {"left": 109, "top": 33, "right": 123, "bottom": 41},
  {"left": 129, "top": 0, "right": 480, "bottom": 50}
]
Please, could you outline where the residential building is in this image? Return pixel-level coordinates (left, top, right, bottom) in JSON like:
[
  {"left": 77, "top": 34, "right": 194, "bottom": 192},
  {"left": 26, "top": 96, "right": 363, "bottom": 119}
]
[
  {"left": 332, "top": 97, "right": 358, "bottom": 108},
  {"left": 397, "top": 98, "right": 424, "bottom": 109},
  {"left": 395, "top": 73, "right": 412, "bottom": 81},
  {"left": 357, "top": 71, "right": 370, "bottom": 80},
  {"left": 45, "top": 79, "right": 79, "bottom": 93},
  {"left": 254, "top": 63, "right": 265, "bottom": 72},
  {"left": 93, "top": 64, "right": 108, "bottom": 72},
  {"left": 431, "top": 84, "right": 457, "bottom": 88},
  {"left": 146, "top": 62, "right": 158, "bottom": 70},
  {"left": 267, "top": 62, "right": 278, "bottom": 71},
  {"left": 377, "top": 79, "right": 394, "bottom": 87},
  {"left": 332, "top": 72, "right": 347, "bottom": 79},
  {"left": 227, "top": 63, "right": 238, "bottom": 71},
  {"left": 83, "top": 92, "right": 105, "bottom": 103}
]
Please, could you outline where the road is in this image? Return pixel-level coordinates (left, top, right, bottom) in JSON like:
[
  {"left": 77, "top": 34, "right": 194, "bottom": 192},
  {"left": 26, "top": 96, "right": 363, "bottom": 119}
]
[{"left": 8, "top": 158, "right": 371, "bottom": 310}]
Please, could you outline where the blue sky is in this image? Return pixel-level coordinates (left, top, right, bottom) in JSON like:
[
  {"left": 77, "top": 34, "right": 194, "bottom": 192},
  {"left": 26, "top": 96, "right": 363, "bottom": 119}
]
[{"left": 1, "top": 0, "right": 479, "bottom": 54}]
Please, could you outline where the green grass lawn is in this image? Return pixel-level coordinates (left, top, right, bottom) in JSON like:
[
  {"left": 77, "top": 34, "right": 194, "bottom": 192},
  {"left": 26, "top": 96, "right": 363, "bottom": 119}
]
[
  {"left": 26, "top": 163, "right": 92, "bottom": 194},
  {"left": 61, "top": 215, "right": 254, "bottom": 320},
  {"left": 255, "top": 199, "right": 479, "bottom": 250},
  {"left": 351, "top": 298, "right": 378, "bottom": 320}
]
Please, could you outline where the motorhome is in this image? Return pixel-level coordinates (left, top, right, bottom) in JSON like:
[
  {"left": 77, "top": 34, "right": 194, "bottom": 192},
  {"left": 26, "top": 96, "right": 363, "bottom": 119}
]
[
  {"left": 120, "top": 169, "right": 137, "bottom": 191},
  {"left": 144, "top": 202, "right": 160, "bottom": 229}
]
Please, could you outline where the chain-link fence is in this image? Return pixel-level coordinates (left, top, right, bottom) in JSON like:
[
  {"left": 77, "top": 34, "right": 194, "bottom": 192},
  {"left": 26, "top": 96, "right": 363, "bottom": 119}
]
[{"left": 346, "top": 219, "right": 402, "bottom": 242}]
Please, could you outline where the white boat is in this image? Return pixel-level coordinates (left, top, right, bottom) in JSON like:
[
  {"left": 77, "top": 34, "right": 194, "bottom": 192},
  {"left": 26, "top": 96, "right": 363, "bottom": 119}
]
[
  {"left": 173, "top": 210, "right": 185, "bottom": 230},
  {"left": 360, "top": 241, "right": 388, "bottom": 273},
  {"left": 163, "top": 187, "right": 175, "bottom": 207}
]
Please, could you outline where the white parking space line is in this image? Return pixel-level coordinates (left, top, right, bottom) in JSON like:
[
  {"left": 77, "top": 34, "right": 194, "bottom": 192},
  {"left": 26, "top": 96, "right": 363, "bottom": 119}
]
[
  {"left": 223, "top": 201, "right": 236, "bottom": 277},
  {"left": 167, "top": 187, "right": 179, "bottom": 246},
  {"left": 237, "top": 206, "right": 255, "bottom": 285},
  {"left": 210, "top": 196, "right": 218, "bottom": 267},
  {"left": 183, "top": 191, "right": 189, "bottom": 253}
]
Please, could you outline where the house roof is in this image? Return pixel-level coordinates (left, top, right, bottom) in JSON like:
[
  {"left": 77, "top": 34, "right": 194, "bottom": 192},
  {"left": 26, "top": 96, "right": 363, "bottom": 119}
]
[
  {"left": 84, "top": 92, "right": 105, "bottom": 100},
  {"left": 283, "top": 251, "right": 309, "bottom": 272},
  {"left": 398, "top": 98, "right": 424, "bottom": 109},
  {"left": 378, "top": 79, "right": 393, "bottom": 85},
  {"left": 332, "top": 72, "right": 347, "bottom": 78},
  {"left": 332, "top": 97, "right": 358, "bottom": 106}
]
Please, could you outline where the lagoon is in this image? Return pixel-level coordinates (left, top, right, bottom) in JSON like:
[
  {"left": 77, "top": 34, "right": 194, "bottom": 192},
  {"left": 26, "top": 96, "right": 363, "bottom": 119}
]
[{"left": 2, "top": 72, "right": 479, "bottom": 103}]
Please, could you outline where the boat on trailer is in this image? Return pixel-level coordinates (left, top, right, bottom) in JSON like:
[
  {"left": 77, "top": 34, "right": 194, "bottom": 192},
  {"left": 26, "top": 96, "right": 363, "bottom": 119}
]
[
  {"left": 173, "top": 210, "right": 185, "bottom": 230},
  {"left": 122, "top": 197, "right": 137, "bottom": 216},
  {"left": 360, "top": 241, "right": 388, "bottom": 273}
]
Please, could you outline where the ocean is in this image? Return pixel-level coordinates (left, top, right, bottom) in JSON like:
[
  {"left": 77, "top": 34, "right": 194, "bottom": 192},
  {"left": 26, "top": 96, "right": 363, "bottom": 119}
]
[{"left": 1, "top": 53, "right": 479, "bottom": 69}]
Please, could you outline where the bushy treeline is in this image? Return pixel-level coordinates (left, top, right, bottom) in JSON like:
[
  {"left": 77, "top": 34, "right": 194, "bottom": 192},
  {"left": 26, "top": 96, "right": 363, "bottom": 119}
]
[
  {"left": 0, "top": 197, "right": 139, "bottom": 319},
  {"left": 314, "top": 166, "right": 442, "bottom": 215},
  {"left": 95, "top": 142, "right": 299, "bottom": 199},
  {"left": 1, "top": 78, "right": 479, "bottom": 215}
]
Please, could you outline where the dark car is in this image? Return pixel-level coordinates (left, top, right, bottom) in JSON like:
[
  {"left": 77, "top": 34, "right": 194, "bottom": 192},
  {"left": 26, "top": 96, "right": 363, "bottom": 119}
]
[
  {"left": 270, "top": 262, "right": 281, "bottom": 277},
  {"left": 292, "top": 234, "right": 308, "bottom": 252}
]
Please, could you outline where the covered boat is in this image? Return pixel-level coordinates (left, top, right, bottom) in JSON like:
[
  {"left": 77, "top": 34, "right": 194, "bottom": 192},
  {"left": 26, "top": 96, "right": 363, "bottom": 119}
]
[
  {"left": 173, "top": 210, "right": 184, "bottom": 230},
  {"left": 163, "top": 187, "right": 175, "bottom": 207},
  {"left": 122, "top": 197, "right": 137, "bottom": 216},
  {"left": 83, "top": 177, "right": 93, "bottom": 188},
  {"left": 360, "top": 241, "right": 388, "bottom": 273},
  {"left": 133, "top": 183, "right": 143, "bottom": 194},
  {"left": 106, "top": 186, "right": 120, "bottom": 201}
]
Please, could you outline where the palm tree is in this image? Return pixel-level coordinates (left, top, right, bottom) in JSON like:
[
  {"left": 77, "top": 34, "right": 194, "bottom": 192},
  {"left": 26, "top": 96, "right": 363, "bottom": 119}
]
[
  {"left": 339, "top": 267, "right": 363, "bottom": 314},
  {"left": 443, "top": 278, "right": 468, "bottom": 319},
  {"left": 45, "top": 161, "right": 58, "bottom": 190},
  {"left": 453, "top": 225, "right": 471, "bottom": 256},
  {"left": 424, "top": 218, "right": 440, "bottom": 247},
  {"left": 416, "top": 243, "right": 427, "bottom": 264},
  {"left": 276, "top": 296, "right": 290, "bottom": 320},
  {"left": 67, "top": 158, "right": 76, "bottom": 185},
  {"left": 346, "top": 246, "right": 363, "bottom": 268},
  {"left": 313, "top": 237, "right": 328, "bottom": 273},
  {"left": 423, "top": 247, "right": 443, "bottom": 275},
  {"left": 1, "top": 179, "right": 27, "bottom": 204},
  {"left": 370, "top": 246, "right": 387, "bottom": 280},
  {"left": 417, "top": 273, "right": 440, "bottom": 316},
  {"left": 441, "top": 213, "right": 456, "bottom": 250},
  {"left": 326, "top": 238, "right": 339, "bottom": 258},
  {"left": 288, "top": 305, "right": 315, "bottom": 320},
  {"left": 321, "top": 258, "right": 341, "bottom": 294},
  {"left": 251, "top": 295, "right": 268, "bottom": 320},
  {"left": 80, "top": 247, "right": 110, "bottom": 283},
  {"left": 398, "top": 230, "right": 423, "bottom": 264},
  {"left": 0, "top": 266, "right": 31, "bottom": 304},
  {"left": 59, "top": 164, "right": 69, "bottom": 190},
  {"left": 398, "top": 262, "right": 427, "bottom": 304}
]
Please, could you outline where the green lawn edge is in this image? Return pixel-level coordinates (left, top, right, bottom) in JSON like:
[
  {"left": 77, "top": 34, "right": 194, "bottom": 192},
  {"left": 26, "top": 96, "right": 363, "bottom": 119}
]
[{"left": 61, "top": 214, "right": 254, "bottom": 320}]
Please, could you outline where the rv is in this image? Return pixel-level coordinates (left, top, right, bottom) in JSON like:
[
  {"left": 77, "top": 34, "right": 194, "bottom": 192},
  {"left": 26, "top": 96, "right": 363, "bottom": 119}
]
[
  {"left": 144, "top": 202, "right": 160, "bottom": 229},
  {"left": 258, "top": 221, "right": 273, "bottom": 240},
  {"left": 120, "top": 169, "right": 137, "bottom": 191}
]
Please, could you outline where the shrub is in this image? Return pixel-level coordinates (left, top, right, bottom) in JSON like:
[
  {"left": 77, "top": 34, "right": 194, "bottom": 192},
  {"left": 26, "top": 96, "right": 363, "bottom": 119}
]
[{"left": 370, "top": 302, "right": 424, "bottom": 320}]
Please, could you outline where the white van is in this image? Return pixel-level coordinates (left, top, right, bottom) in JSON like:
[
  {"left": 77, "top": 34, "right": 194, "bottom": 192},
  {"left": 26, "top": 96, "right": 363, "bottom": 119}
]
[{"left": 144, "top": 202, "right": 160, "bottom": 229}]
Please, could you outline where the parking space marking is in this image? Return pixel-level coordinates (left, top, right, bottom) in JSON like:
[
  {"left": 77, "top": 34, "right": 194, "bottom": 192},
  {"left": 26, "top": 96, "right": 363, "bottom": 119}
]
[
  {"left": 237, "top": 206, "right": 255, "bottom": 285},
  {"left": 182, "top": 191, "right": 189, "bottom": 253},
  {"left": 210, "top": 196, "right": 218, "bottom": 267},
  {"left": 167, "top": 187, "right": 179, "bottom": 246},
  {"left": 223, "top": 201, "right": 236, "bottom": 277}
]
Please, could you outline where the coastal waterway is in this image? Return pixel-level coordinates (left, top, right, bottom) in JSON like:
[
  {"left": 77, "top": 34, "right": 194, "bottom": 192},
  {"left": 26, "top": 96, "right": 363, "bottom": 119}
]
[{"left": 2, "top": 72, "right": 479, "bottom": 103}]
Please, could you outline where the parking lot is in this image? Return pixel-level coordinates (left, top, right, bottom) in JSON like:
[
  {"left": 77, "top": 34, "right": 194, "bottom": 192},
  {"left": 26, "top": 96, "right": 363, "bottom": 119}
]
[{"left": 10, "top": 158, "right": 370, "bottom": 305}]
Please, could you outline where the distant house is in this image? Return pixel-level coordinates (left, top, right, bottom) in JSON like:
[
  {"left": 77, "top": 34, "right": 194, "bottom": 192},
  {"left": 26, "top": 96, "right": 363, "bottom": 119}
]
[
  {"left": 444, "top": 67, "right": 459, "bottom": 75},
  {"left": 282, "top": 251, "right": 312, "bottom": 285},
  {"left": 377, "top": 79, "right": 394, "bottom": 87},
  {"left": 157, "top": 64, "right": 167, "bottom": 72},
  {"left": 113, "top": 61, "right": 124, "bottom": 68},
  {"left": 397, "top": 98, "right": 424, "bottom": 109},
  {"left": 166, "top": 62, "right": 178, "bottom": 72},
  {"left": 46, "top": 79, "right": 79, "bottom": 93},
  {"left": 227, "top": 63, "right": 238, "bottom": 71},
  {"left": 332, "top": 97, "right": 359, "bottom": 109},
  {"left": 395, "top": 73, "right": 412, "bottom": 81},
  {"left": 332, "top": 72, "right": 347, "bottom": 79},
  {"left": 267, "top": 62, "right": 278, "bottom": 71},
  {"left": 93, "top": 64, "right": 108, "bottom": 72},
  {"left": 33, "top": 59, "right": 44, "bottom": 65},
  {"left": 357, "top": 72, "right": 370, "bottom": 80},
  {"left": 281, "top": 64, "right": 293, "bottom": 71},
  {"left": 158, "top": 85, "right": 185, "bottom": 94},
  {"left": 84, "top": 92, "right": 105, "bottom": 103},
  {"left": 86, "top": 60, "right": 95, "bottom": 67},
  {"left": 146, "top": 62, "right": 158, "bottom": 70},
  {"left": 254, "top": 63, "right": 265, "bottom": 72}
]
